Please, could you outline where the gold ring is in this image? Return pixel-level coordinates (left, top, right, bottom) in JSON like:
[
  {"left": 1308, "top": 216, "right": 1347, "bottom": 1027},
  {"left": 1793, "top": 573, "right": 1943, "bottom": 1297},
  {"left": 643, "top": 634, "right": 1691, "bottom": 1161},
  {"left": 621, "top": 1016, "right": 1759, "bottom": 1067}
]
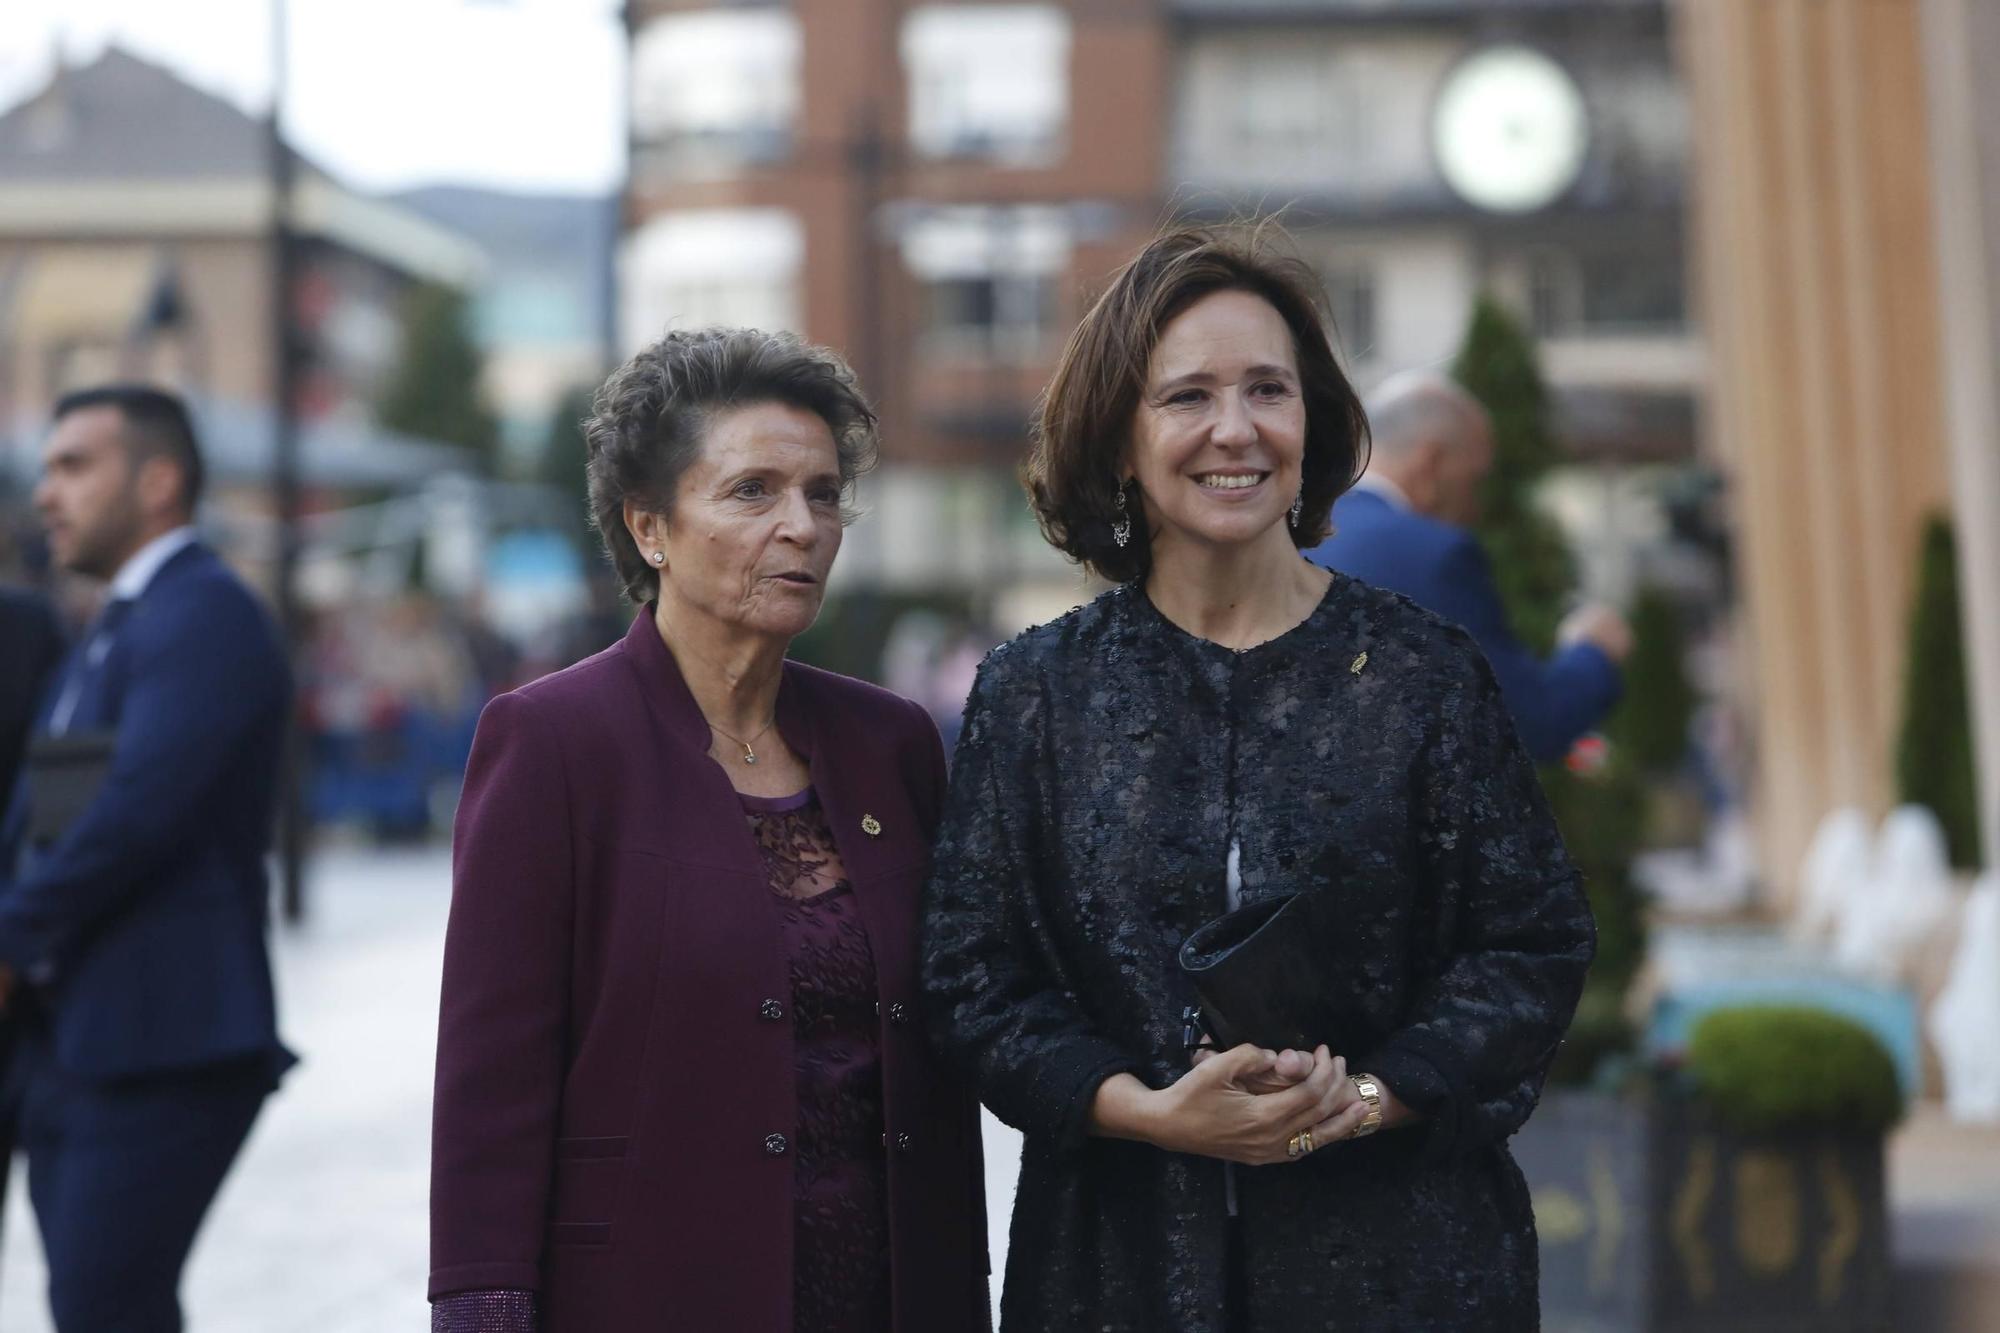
[
  {"left": 1300, "top": 1128, "right": 1316, "bottom": 1155},
  {"left": 1286, "top": 1132, "right": 1304, "bottom": 1159}
]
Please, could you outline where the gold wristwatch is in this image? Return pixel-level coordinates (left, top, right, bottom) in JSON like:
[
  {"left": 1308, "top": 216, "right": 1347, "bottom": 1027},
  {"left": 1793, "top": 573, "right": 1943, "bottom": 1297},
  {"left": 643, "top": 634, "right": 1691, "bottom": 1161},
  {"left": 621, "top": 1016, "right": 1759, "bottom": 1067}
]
[{"left": 1349, "top": 1073, "right": 1384, "bottom": 1138}]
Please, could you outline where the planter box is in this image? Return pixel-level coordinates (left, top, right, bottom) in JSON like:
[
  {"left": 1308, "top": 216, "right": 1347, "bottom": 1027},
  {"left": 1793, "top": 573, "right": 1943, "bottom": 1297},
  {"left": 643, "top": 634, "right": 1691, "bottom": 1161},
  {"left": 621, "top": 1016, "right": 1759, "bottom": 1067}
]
[{"left": 1514, "top": 1089, "right": 1892, "bottom": 1332}]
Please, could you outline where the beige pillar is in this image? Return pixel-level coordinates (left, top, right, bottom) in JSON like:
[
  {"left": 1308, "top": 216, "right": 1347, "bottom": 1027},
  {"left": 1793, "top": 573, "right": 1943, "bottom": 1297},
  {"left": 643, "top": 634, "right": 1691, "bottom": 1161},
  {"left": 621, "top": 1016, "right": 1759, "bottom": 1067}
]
[
  {"left": 1921, "top": 0, "right": 2000, "bottom": 869},
  {"left": 1681, "top": 0, "right": 1955, "bottom": 899}
]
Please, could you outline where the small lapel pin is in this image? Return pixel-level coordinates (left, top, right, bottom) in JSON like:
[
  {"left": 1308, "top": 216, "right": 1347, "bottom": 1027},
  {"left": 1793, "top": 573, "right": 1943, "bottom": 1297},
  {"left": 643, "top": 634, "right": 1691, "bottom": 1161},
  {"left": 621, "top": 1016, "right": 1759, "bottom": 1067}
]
[
  {"left": 1350, "top": 651, "right": 1369, "bottom": 675},
  {"left": 861, "top": 814, "right": 882, "bottom": 837}
]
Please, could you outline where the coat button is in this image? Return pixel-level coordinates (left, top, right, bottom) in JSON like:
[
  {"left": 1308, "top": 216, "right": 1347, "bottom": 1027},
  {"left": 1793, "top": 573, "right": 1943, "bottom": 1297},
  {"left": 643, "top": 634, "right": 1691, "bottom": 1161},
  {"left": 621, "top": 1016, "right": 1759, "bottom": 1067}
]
[
  {"left": 887, "top": 1002, "right": 910, "bottom": 1025},
  {"left": 763, "top": 1133, "right": 788, "bottom": 1156},
  {"left": 759, "top": 998, "right": 785, "bottom": 1021},
  {"left": 894, "top": 1132, "right": 914, "bottom": 1154}
]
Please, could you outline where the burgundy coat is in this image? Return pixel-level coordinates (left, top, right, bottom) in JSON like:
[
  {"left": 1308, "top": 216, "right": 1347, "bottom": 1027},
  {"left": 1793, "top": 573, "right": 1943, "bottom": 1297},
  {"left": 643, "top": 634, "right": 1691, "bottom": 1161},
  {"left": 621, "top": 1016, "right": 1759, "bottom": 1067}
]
[{"left": 430, "top": 610, "right": 989, "bottom": 1330}]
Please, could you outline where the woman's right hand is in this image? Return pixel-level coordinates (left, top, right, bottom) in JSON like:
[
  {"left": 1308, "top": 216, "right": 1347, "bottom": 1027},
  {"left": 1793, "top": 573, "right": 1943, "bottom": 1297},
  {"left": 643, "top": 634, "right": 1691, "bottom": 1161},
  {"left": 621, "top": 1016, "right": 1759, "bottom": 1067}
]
[{"left": 1148, "top": 1044, "right": 1350, "bottom": 1165}]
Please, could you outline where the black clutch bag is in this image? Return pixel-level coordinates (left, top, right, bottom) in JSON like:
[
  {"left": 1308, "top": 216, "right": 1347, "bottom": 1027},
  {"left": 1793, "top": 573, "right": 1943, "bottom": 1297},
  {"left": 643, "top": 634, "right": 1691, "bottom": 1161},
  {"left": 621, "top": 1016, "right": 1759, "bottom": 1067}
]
[{"left": 1178, "top": 891, "right": 1353, "bottom": 1054}]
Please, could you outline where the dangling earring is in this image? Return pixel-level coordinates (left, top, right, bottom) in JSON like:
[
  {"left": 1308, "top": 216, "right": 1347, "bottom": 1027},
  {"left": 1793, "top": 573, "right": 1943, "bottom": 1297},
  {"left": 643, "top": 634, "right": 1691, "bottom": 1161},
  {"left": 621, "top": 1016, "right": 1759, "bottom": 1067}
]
[
  {"left": 1289, "top": 490, "right": 1304, "bottom": 530},
  {"left": 1111, "top": 485, "right": 1132, "bottom": 549}
]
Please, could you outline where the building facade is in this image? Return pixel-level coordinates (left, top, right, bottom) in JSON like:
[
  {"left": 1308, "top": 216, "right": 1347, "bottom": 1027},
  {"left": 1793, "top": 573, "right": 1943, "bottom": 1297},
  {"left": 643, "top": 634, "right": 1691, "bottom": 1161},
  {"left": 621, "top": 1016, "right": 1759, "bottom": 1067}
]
[
  {"left": 0, "top": 50, "right": 484, "bottom": 488},
  {"left": 622, "top": 0, "right": 1692, "bottom": 618}
]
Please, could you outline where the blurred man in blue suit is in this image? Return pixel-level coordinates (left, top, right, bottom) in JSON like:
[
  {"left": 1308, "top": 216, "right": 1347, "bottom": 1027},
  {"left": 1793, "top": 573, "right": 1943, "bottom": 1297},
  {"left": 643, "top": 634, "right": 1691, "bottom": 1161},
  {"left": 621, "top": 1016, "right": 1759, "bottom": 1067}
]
[
  {"left": 1309, "top": 371, "right": 1631, "bottom": 762},
  {"left": 1, "top": 386, "right": 293, "bottom": 1332}
]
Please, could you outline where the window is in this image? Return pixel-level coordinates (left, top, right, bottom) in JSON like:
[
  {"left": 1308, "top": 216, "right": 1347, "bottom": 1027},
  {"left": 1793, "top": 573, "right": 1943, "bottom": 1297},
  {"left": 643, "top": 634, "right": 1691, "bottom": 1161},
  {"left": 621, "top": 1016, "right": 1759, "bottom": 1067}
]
[
  {"left": 902, "top": 206, "right": 1070, "bottom": 360},
  {"left": 632, "top": 10, "right": 800, "bottom": 168},
  {"left": 621, "top": 209, "right": 803, "bottom": 350},
  {"left": 922, "top": 274, "right": 1055, "bottom": 355},
  {"left": 901, "top": 5, "right": 1070, "bottom": 165},
  {"left": 1529, "top": 252, "right": 1583, "bottom": 338},
  {"left": 1528, "top": 248, "right": 1685, "bottom": 337},
  {"left": 1235, "top": 53, "right": 1331, "bottom": 158},
  {"left": 1324, "top": 265, "right": 1377, "bottom": 364}
]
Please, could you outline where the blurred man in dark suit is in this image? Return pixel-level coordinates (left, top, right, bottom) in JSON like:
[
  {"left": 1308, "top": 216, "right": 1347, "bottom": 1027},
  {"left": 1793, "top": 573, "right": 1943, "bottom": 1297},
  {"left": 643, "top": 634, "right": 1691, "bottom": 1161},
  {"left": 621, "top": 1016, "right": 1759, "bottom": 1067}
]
[
  {"left": 0, "top": 386, "right": 293, "bottom": 1332},
  {"left": 1308, "top": 371, "right": 1632, "bottom": 761}
]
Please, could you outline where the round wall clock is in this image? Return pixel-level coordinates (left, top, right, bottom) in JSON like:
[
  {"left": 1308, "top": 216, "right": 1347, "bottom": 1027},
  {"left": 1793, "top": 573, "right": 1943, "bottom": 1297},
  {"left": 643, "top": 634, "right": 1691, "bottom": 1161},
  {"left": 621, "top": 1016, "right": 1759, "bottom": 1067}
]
[{"left": 1432, "top": 45, "right": 1590, "bottom": 214}]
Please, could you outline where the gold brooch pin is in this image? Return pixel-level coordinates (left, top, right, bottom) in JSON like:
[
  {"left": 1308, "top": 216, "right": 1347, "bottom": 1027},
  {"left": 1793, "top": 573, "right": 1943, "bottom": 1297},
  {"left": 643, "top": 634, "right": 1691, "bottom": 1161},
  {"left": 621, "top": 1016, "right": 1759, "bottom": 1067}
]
[
  {"left": 1350, "top": 651, "right": 1369, "bottom": 675},
  {"left": 861, "top": 814, "right": 882, "bottom": 837}
]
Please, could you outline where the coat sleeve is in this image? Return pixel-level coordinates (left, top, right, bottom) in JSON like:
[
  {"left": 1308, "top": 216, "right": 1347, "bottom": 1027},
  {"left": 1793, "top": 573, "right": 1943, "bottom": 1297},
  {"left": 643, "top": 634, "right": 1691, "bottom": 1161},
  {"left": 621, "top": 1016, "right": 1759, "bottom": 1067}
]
[
  {"left": 919, "top": 657, "right": 1142, "bottom": 1150},
  {"left": 430, "top": 690, "right": 573, "bottom": 1301},
  {"left": 1427, "top": 536, "right": 1622, "bottom": 762},
  {"left": 1359, "top": 639, "right": 1596, "bottom": 1160},
  {"left": 0, "top": 585, "right": 287, "bottom": 973}
]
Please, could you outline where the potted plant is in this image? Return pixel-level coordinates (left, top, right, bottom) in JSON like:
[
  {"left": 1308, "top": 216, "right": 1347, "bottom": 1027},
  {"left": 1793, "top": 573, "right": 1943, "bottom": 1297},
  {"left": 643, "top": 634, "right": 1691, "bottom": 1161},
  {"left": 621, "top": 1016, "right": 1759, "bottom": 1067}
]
[{"left": 1518, "top": 1005, "right": 1902, "bottom": 1331}]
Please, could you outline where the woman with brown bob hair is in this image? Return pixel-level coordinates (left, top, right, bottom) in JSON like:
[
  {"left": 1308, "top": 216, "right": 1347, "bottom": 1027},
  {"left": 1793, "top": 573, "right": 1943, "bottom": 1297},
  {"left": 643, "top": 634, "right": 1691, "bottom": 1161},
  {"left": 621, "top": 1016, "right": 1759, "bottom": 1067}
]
[{"left": 921, "top": 223, "right": 1594, "bottom": 1329}]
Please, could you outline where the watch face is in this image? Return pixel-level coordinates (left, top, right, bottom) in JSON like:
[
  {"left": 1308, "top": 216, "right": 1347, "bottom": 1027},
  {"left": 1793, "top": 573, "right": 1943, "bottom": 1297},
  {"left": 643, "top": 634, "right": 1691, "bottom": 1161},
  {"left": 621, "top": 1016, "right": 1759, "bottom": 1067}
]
[{"left": 1432, "top": 45, "right": 1590, "bottom": 213}]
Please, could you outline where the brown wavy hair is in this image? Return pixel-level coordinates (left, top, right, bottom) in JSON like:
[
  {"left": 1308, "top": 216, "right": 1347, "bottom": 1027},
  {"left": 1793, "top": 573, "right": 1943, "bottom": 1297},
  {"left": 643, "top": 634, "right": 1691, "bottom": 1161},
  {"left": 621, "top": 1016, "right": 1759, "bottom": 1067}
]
[{"left": 1025, "top": 222, "right": 1369, "bottom": 583}]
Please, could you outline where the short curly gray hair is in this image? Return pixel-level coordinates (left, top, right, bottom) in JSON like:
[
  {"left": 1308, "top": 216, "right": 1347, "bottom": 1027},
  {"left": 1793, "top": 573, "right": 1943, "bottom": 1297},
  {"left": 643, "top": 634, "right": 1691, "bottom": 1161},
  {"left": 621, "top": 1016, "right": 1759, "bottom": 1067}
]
[{"left": 583, "top": 327, "right": 880, "bottom": 603}]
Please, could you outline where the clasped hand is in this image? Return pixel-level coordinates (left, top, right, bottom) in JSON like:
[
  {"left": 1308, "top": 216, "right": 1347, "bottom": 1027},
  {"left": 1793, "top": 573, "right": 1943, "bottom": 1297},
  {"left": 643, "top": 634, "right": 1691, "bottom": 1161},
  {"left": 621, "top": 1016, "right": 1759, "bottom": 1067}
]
[{"left": 1157, "top": 1043, "right": 1372, "bottom": 1166}]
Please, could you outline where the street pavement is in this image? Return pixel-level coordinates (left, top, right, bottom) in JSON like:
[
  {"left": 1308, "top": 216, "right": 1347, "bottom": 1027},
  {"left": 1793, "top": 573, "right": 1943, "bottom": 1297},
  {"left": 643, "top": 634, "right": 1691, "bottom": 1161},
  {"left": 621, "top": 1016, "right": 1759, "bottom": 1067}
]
[{"left": 0, "top": 844, "right": 1994, "bottom": 1330}]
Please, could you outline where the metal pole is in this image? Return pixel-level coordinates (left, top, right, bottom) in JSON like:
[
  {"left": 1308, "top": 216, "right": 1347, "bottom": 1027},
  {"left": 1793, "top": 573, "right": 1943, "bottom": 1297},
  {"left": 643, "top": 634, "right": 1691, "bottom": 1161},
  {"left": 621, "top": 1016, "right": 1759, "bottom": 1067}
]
[
  {"left": 607, "top": 0, "right": 631, "bottom": 369},
  {"left": 268, "top": 0, "right": 308, "bottom": 924}
]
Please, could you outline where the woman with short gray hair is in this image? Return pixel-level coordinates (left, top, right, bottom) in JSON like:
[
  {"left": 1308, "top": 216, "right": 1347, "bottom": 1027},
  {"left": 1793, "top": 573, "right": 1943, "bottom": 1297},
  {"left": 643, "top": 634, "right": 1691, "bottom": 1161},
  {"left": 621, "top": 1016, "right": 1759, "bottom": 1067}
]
[{"left": 431, "top": 327, "right": 990, "bottom": 1332}]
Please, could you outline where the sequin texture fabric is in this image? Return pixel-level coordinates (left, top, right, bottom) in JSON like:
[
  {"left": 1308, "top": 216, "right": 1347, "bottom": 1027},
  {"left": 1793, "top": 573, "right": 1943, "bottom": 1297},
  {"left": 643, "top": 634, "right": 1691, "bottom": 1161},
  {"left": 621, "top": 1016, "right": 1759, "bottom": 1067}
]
[
  {"left": 431, "top": 1289, "right": 534, "bottom": 1333},
  {"left": 919, "top": 574, "right": 1595, "bottom": 1332}
]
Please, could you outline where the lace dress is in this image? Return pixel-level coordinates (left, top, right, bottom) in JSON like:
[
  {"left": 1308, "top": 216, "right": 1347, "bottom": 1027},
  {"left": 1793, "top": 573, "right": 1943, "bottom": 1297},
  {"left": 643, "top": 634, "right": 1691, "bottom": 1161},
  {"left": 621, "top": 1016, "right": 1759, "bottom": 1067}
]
[{"left": 742, "top": 787, "right": 893, "bottom": 1332}]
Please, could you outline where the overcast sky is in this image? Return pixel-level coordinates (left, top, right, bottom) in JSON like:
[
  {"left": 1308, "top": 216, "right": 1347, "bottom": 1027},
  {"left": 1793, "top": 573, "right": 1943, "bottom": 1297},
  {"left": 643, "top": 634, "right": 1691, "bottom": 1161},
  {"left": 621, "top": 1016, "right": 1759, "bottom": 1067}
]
[{"left": 0, "top": 0, "right": 626, "bottom": 194}]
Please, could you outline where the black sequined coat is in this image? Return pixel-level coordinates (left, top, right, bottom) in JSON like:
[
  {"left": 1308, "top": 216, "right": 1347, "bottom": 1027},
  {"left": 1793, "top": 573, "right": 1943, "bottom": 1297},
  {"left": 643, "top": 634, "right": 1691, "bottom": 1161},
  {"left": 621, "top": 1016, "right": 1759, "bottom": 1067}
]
[{"left": 919, "top": 575, "right": 1595, "bottom": 1332}]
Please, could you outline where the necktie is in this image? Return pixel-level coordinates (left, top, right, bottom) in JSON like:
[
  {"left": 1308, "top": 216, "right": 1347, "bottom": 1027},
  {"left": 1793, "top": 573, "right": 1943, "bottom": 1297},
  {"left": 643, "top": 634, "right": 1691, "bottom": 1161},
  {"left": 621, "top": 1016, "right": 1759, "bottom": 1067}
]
[{"left": 46, "top": 598, "right": 133, "bottom": 738}]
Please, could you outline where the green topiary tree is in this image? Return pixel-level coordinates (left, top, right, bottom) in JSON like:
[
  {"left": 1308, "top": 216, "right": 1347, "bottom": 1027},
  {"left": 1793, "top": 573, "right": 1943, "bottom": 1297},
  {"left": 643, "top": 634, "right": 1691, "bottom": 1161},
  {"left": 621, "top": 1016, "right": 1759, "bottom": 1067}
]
[
  {"left": 1451, "top": 294, "right": 1652, "bottom": 1087},
  {"left": 1451, "top": 294, "right": 1575, "bottom": 654},
  {"left": 1606, "top": 584, "right": 1695, "bottom": 776},
  {"left": 1543, "top": 753, "right": 1651, "bottom": 1086},
  {"left": 538, "top": 382, "right": 599, "bottom": 537},
  {"left": 1685, "top": 1006, "right": 1904, "bottom": 1135},
  {"left": 379, "top": 282, "right": 500, "bottom": 469},
  {"left": 1894, "top": 515, "right": 1982, "bottom": 870}
]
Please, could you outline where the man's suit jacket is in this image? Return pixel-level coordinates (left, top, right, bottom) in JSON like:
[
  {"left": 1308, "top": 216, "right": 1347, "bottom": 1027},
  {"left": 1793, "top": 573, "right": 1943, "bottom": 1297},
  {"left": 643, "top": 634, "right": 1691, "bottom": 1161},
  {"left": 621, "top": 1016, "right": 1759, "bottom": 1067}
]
[
  {"left": 1308, "top": 487, "right": 1621, "bottom": 762},
  {"left": 0, "top": 544, "right": 292, "bottom": 1079},
  {"left": 431, "top": 608, "right": 989, "bottom": 1331},
  {"left": 0, "top": 588, "right": 64, "bottom": 807}
]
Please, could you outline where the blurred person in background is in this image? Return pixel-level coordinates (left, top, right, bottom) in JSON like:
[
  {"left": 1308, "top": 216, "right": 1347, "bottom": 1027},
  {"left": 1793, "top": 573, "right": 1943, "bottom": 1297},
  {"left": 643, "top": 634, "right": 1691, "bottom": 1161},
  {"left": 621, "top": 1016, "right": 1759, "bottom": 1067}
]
[
  {"left": 0, "top": 582, "right": 63, "bottom": 1256},
  {"left": 0, "top": 385, "right": 294, "bottom": 1333},
  {"left": 1307, "top": 370, "right": 1632, "bottom": 761},
  {"left": 0, "top": 586, "right": 63, "bottom": 822},
  {"left": 430, "top": 328, "right": 989, "bottom": 1332},
  {"left": 922, "top": 226, "right": 1594, "bottom": 1330}
]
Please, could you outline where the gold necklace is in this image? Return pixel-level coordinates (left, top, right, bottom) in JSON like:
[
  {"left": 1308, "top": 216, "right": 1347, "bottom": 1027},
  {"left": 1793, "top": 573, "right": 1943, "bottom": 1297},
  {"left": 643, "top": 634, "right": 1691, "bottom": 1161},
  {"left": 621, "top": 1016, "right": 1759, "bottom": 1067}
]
[{"left": 708, "top": 715, "right": 777, "bottom": 765}]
